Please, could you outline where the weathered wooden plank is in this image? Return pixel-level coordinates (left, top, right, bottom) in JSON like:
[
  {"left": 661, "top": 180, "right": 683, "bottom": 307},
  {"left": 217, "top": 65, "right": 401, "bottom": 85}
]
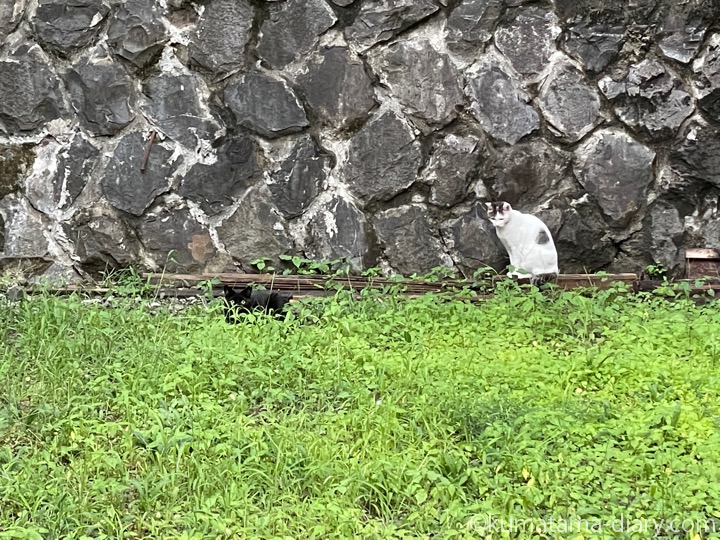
[
  {"left": 686, "top": 248, "right": 720, "bottom": 279},
  {"left": 14, "top": 271, "right": 720, "bottom": 302},
  {"left": 686, "top": 248, "right": 720, "bottom": 259},
  {"left": 141, "top": 271, "right": 640, "bottom": 290},
  {"left": 143, "top": 272, "right": 452, "bottom": 286},
  {"left": 687, "top": 262, "right": 720, "bottom": 279}
]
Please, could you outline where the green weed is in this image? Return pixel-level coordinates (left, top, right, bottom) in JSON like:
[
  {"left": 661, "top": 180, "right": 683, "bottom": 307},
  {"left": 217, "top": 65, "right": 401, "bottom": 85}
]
[{"left": 1, "top": 285, "right": 719, "bottom": 538}]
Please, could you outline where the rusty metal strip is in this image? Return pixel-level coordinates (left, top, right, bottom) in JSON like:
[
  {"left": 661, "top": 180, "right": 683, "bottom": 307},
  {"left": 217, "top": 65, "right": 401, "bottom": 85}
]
[{"left": 140, "top": 130, "right": 157, "bottom": 173}]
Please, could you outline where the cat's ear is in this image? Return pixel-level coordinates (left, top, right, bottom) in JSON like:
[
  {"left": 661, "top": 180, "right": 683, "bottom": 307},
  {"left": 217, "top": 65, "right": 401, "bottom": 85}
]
[
  {"left": 223, "top": 285, "right": 234, "bottom": 295},
  {"left": 483, "top": 201, "right": 493, "bottom": 213},
  {"left": 239, "top": 285, "right": 253, "bottom": 296},
  {"left": 501, "top": 202, "right": 512, "bottom": 212}
]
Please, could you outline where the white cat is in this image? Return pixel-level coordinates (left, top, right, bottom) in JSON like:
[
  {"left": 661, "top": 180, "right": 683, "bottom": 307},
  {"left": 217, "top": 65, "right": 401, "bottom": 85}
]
[{"left": 484, "top": 201, "right": 559, "bottom": 284}]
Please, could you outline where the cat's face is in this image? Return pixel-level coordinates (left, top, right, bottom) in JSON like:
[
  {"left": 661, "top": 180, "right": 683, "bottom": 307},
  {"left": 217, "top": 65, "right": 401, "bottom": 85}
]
[
  {"left": 484, "top": 201, "right": 512, "bottom": 227},
  {"left": 224, "top": 285, "right": 253, "bottom": 310}
]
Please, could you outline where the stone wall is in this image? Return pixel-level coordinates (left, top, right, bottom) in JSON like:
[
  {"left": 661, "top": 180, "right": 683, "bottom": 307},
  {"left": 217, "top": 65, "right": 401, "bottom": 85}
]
[{"left": 1, "top": 0, "right": 719, "bottom": 282}]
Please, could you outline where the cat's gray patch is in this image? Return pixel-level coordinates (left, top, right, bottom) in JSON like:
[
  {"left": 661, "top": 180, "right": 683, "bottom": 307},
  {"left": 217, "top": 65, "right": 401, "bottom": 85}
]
[{"left": 536, "top": 229, "right": 549, "bottom": 245}]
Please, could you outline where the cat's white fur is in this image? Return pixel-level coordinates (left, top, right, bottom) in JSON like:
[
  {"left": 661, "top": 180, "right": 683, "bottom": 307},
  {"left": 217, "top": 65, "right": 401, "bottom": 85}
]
[{"left": 485, "top": 201, "right": 559, "bottom": 283}]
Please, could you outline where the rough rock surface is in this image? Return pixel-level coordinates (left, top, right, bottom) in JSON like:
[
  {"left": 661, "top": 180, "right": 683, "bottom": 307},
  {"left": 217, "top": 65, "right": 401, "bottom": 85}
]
[
  {"left": 345, "top": 0, "right": 440, "bottom": 52},
  {"left": 345, "top": 110, "right": 422, "bottom": 207},
  {"left": 694, "top": 35, "right": 720, "bottom": 123},
  {"left": 538, "top": 61, "right": 602, "bottom": 142},
  {"left": 188, "top": 0, "right": 254, "bottom": 76},
  {"left": 445, "top": 0, "right": 503, "bottom": 53},
  {"left": 373, "top": 204, "right": 448, "bottom": 275},
  {"left": 68, "top": 205, "right": 141, "bottom": 272},
  {"left": 297, "top": 47, "right": 375, "bottom": 129},
  {"left": 422, "top": 133, "right": 484, "bottom": 208},
  {"left": 61, "top": 136, "right": 98, "bottom": 207},
  {"left": 216, "top": 186, "right": 293, "bottom": 267},
  {"left": 100, "top": 132, "right": 182, "bottom": 217},
  {"left": 561, "top": 22, "right": 624, "bottom": 74},
  {"left": 441, "top": 204, "right": 507, "bottom": 274},
  {"left": 556, "top": 0, "right": 659, "bottom": 73},
  {"left": 141, "top": 72, "right": 222, "bottom": 150},
  {"left": 107, "top": 0, "right": 167, "bottom": 70},
  {"left": 0, "top": 45, "right": 64, "bottom": 134},
  {"left": 553, "top": 200, "right": 618, "bottom": 271},
  {"left": 25, "top": 134, "right": 98, "bottom": 213},
  {"left": 138, "top": 206, "right": 216, "bottom": 273},
  {"left": 0, "top": 194, "right": 50, "bottom": 259},
  {"left": 668, "top": 120, "right": 720, "bottom": 189},
  {"left": 481, "top": 140, "right": 570, "bottom": 207},
  {"left": 574, "top": 130, "right": 656, "bottom": 228},
  {"left": 495, "top": 7, "right": 560, "bottom": 77},
  {"left": 0, "top": 1, "right": 24, "bottom": 42},
  {"left": 0, "top": 144, "right": 34, "bottom": 199},
  {"left": 465, "top": 57, "right": 539, "bottom": 144},
  {"left": 657, "top": 0, "right": 714, "bottom": 64},
  {"left": 700, "top": 212, "right": 720, "bottom": 253},
  {"left": 267, "top": 135, "right": 331, "bottom": 219},
  {"left": 555, "top": 0, "right": 659, "bottom": 29},
  {"left": 179, "top": 137, "right": 260, "bottom": 215},
  {"left": 64, "top": 47, "right": 135, "bottom": 136},
  {"left": 224, "top": 72, "right": 309, "bottom": 139},
  {"left": 306, "top": 196, "right": 369, "bottom": 271},
  {"left": 371, "top": 40, "right": 463, "bottom": 129},
  {"left": 0, "top": 0, "right": 719, "bottom": 281},
  {"left": 632, "top": 199, "right": 687, "bottom": 272},
  {"left": 599, "top": 59, "right": 694, "bottom": 141},
  {"left": 32, "top": 0, "right": 109, "bottom": 57},
  {"left": 257, "top": 0, "right": 336, "bottom": 69}
]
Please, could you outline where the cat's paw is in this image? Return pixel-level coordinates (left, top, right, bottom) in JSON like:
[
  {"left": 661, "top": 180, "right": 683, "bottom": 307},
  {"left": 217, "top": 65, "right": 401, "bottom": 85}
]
[{"left": 531, "top": 272, "right": 558, "bottom": 286}]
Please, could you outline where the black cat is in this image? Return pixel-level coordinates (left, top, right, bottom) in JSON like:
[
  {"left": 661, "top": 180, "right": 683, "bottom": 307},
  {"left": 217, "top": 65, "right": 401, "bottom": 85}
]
[{"left": 223, "top": 285, "right": 293, "bottom": 323}]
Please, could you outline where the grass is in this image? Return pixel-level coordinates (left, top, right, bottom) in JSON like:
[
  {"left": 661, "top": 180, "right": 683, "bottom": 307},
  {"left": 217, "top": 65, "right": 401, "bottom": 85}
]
[{"left": 1, "top": 281, "right": 720, "bottom": 539}]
